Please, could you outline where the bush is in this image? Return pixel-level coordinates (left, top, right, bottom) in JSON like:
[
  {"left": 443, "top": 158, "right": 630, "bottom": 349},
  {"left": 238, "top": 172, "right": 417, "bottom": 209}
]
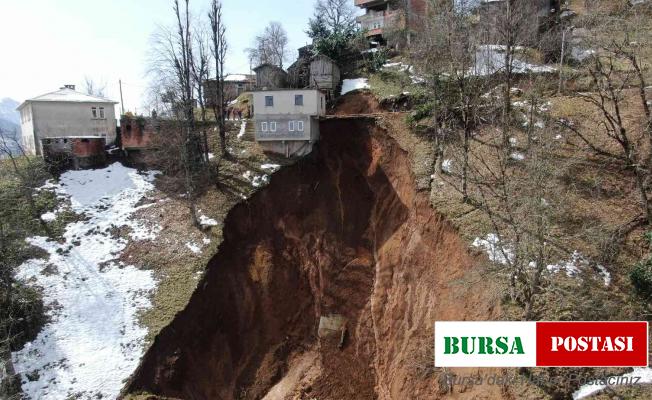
[
  {"left": 631, "top": 258, "right": 652, "bottom": 299},
  {"left": 406, "top": 101, "right": 436, "bottom": 125},
  {"left": 362, "top": 48, "right": 389, "bottom": 73}
]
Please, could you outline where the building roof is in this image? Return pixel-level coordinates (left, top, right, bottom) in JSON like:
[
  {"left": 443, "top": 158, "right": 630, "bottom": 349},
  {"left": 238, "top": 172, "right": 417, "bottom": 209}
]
[
  {"left": 17, "top": 88, "right": 118, "bottom": 110},
  {"left": 224, "top": 74, "right": 255, "bottom": 82},
  {"left": 253, "top": 63, "right": 288, "bottom": 74}
]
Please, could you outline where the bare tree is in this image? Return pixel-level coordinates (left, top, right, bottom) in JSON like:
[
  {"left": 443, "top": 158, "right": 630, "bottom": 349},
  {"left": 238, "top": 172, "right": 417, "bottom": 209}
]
[
  {"left": 84, "top": 77, "right": 107, "bottom": 98},
  {"left": 192, "top": 26, "right": 212, "bottom": 161},
  {"left": 147, "top": 0, "right": 206, "bottom": 226},
  {"left": 247, "top": 22, "right": 289, "bottom": 68},
  {"left": 312, "top": 0, "right": 357, "bottom": 36},
  {"left": 209, "top": 0, "right": 228, "bottom": 154}
]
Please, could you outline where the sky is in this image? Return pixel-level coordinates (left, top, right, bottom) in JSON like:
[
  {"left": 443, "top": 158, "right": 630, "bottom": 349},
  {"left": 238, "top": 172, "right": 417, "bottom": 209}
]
[{"left": 0, "top": 0, "right": 319, "bottom": 115}]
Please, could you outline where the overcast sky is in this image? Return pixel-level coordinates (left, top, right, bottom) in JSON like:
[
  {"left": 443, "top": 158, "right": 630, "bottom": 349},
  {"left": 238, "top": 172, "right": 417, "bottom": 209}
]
[{"left": 0, "top": 0, "right": 320, "bottom": 114}]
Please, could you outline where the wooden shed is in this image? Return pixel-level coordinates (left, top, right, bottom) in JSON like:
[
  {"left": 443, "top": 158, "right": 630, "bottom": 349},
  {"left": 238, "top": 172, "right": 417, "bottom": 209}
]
[
  {"left": 309, "top": 55, "right": 341, "bottom": 96},
  {"left": 254, "top": 64, "right": 288, "bottom": 90}
]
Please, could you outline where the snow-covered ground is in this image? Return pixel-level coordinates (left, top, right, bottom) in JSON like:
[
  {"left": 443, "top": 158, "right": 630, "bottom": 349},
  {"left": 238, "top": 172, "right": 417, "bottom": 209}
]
[
  {"left": 471, "top": 45, "right": 556, "bottom": 76},
  {"left": 341, "top": 78, "right": 370, "bottom": 95},
  {"left": 237, "top": 120, "right": 247, "bottom": 139},
  {"left": 12, "top": 163, "right": 161, "bottom": 399},
  {"left": 473, "top": 233, "right": 611, "bottom": 286}
]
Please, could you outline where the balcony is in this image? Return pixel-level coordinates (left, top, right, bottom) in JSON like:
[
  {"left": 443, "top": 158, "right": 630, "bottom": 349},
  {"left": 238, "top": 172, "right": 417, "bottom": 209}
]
[
  {"left": 354, "top": 0, "right": 389, "bottom": 7},
  {"left": 357, "top": 10, "right": 404, "bottom": 37}
]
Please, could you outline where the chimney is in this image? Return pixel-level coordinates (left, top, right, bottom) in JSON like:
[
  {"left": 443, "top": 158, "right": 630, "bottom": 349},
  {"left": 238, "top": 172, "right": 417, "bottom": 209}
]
[{"left": 62, "top": 84, "right": 76, "bottom": 90}]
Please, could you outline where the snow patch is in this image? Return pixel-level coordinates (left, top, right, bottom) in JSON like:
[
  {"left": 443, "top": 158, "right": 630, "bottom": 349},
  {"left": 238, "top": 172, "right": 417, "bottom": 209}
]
[
  {"left": 261, "top": 163, "right": 281, "bottom": 173},
  {"left": 40, "top": 212, "right": 57, "bottom": 222},
  {"left": 198, "top": 212, "right": 218, "bottom": 228},
  {"left": 473, "top": 234, "right": 611, "bottom": 286},
  {"left": 243, "top": 170, "right": 270, "bottom": 187},
  {"left": 185, "top": 242, "right": 201, "bottom": 254},
  {"left": 441, "top": 159, "right": 453, "bottom": 174},
  {"left": 237, "top": 121, "right": 247, "bottom": 139},
  {"left": 471, "top": 45, "right": 556, "bottom": 76},
  {"left": 12, "top": 163, "right": 159, "bottom": 400}
]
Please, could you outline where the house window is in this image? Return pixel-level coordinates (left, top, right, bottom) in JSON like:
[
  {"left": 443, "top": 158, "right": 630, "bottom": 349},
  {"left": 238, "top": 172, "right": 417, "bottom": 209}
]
[
  {"left": 297, "top": 121, "right": 304, "bottom": 132},
  {"left": 270, "top": 121, "right": 277, "bottom": 132},
  {"left": 99, "top": 107, "right": 105, "bottom": 119},
  {"left": 261, "top": 122, "right": 268, "bottom": 132},
  {"left": 265, "top": 96, "right": 274, "bottom": 107},
  {"left": 295, "top": 95, "right": 303, "bottom": 106},
  {"left": 289, "top": 121, "right": 295, "bottom": 131},
  {"left": 92, "top": 107, "right": 98, "bottom": 118}
]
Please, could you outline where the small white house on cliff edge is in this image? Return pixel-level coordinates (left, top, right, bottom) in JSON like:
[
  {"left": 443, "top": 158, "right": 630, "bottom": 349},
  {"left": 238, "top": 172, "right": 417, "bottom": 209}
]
[{"left": 17, "top": 85, "right": 118, "bottom": 155}]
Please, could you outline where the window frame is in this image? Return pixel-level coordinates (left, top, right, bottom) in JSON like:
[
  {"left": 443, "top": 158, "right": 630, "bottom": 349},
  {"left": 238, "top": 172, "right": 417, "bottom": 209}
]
[
  {"left": 289, "top": 121, "right": 295, "bottom": 132},
  {"left": 270, "top": 121, "right": 277, "bottom": 132},
  {"left": 91, "top": 107, "right": 98, "bottom": 119},
  {"left": 261, "top": 122, "right": 268, "bottom": 132},
  {"left": 99, "top": 107, "right": 105, "bottom": 119},
  {"left": 297, "top": 120, "right": 304, "bottom": 132},
  {"left": 265, "top": 96, "right": 274, "bottom": 107},
  {"left": 295, "top": 94, "right": 304, "bottom": 106}
]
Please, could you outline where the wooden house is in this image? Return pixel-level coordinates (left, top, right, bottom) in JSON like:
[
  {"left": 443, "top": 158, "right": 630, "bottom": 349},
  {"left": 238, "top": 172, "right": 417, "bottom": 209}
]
[
  {"left": 309, "top": 54, "right": 341, "bottom": 97},
  {"left": 203, "top": 74, "right": 255, "bottom": 108},
  {"left": 254, "top": 64, "right": 288, "bottom": 90},
  {"left": 287, "top": 45, "right": 313, "bottom": 89}
]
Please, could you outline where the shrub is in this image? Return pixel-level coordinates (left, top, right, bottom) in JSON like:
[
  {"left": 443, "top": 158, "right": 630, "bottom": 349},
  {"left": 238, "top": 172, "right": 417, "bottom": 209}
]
[{"left": 631, "top": 258, "right": 652, "bottom": 299}]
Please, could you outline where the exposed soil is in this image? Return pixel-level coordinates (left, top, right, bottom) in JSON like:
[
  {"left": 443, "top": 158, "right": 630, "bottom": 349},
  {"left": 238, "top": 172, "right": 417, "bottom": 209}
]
[
  {"left": 125, "top": 118, "right": 501, "bottom": 400},
  {"left": 329, "top": 91, "right": 381, "bottom": 115}
]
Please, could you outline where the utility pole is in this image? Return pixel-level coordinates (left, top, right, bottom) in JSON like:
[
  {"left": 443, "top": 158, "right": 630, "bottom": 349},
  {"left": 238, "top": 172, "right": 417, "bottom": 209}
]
[{"left": 119, "top": 79, "right": 125, "bottom": 115}]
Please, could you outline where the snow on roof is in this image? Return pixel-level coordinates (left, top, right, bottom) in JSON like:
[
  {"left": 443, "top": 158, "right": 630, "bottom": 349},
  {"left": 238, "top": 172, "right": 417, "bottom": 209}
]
[
  {"left": 18, "top": 88, "right": 118, "bottom": 109},
  {"left": 224, "top": 74, "right": 253, "bottom": 82}
]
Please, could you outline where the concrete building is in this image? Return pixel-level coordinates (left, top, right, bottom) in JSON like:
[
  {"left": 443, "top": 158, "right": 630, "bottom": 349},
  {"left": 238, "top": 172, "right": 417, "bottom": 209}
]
[
  {"left": 253, "top": 89, "right": 326, "bottom": 157},
  {"left": 17, "top": 85, "right": 118, "bottom": 155},
  {"left": 355, "top": 0, "right": 429, "bottom": 43},
  {"left": 470, "top": 0, "right": 560, "bottom": 45}
]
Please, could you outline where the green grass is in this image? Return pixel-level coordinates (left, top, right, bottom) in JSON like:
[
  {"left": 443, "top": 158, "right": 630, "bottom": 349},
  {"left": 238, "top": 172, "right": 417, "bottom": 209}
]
[{"left": 368, "top": 68, "right": 429, "bottom": 101}]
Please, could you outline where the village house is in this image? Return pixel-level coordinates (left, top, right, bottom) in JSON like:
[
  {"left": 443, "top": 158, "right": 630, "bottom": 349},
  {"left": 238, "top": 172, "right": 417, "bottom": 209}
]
[
  {"left": 254, "top": 64, "right": 289, "bottom": 90},
  {"left": 309, "top": 54, "right": 341, "bottom": 97},
  {"left": 17, "top": 85, "right": 118, "bottom": 155},
  {"left": 470, "top": 0, "right": 560, "bottom": 45},
  {"left": 203, "top": 74, "right": 255, "bottom": 108},
  {"left": 283, "top": 49, "right": 342, "bottom": 98},
  {"left": 287, "top": 45, "right": 314, "bottom": 89},
  {"left": 40, "top": 136, "right": 107, "bottom": 170},
  {"left": 253, "top": 89, "right": 326, "bottom": 157},
  {"left": 355, "top": 0, "right": 429, "bottom": 45}
]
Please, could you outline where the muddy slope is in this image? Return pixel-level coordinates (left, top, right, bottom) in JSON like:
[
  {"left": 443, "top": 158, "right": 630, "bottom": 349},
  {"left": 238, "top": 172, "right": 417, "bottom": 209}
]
[{"left": 126, "top": 119, "right": 499, "bottom": 400}]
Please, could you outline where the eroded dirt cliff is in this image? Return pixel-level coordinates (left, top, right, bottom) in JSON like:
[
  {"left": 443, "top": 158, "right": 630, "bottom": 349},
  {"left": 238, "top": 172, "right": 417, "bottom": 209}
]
[{"left": 125, "top": 119, "right": 500, "bottom": 400}]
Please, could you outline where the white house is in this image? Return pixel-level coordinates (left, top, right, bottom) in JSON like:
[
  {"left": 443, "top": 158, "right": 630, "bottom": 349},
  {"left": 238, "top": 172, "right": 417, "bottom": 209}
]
[
  {"left": 253, "top": 89, "right": 326, "bottom": 157},
  {"left": 17, "top": 85, "right": 118, "bottom": 155}
]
